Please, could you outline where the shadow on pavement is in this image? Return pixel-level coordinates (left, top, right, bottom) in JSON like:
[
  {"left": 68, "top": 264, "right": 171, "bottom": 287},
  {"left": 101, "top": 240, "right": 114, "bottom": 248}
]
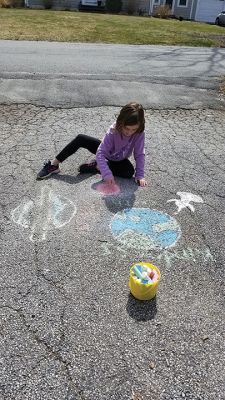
[
  {"left": 53, "top": 173, "right": 138, "bottom": 213},
  {"left": 92, "top": 178, "right": 138, "bottom": 213},
  {"left": 52, "top": 172, "right": 95, "bottom": 184},
  {"left": 126, "top": 294, "right": 157, "bottom": 321}
]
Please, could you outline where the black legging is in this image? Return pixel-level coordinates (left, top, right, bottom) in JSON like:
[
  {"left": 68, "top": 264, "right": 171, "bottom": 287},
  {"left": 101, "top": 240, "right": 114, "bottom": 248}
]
[{"left": 56, "top": 134, "right": 134, "bottom": 179}]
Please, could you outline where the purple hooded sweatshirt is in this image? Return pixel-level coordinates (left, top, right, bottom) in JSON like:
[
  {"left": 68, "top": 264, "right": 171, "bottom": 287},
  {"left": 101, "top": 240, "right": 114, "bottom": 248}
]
[{"left": 96, "top": 124, "right": 145, "bottom": 181}]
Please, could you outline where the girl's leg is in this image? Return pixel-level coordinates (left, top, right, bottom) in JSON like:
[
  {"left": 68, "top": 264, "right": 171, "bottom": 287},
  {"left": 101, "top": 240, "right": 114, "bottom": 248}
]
[
  {"left": 56, "top": 134, "right": 101, "bottom": 163},
  {"left": 37, "top": 135, "right": 101, "bottom": 179},
  {"left": 108, "top": 159, "right": 134, "bottom": 179}
]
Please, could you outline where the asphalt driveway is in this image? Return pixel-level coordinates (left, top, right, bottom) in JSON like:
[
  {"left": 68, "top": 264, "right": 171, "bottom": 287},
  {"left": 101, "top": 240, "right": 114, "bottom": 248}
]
[{"left": 0, "top": 103, "right": 225, "bottom": 399}]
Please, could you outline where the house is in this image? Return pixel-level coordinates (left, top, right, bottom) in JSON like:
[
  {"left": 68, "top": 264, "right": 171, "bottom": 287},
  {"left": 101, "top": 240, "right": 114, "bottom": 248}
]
[
  {"left": 130, "top": 0, "right": 225, "bottom": 23},
  {"left": 26, "top": 0, "right": 225, "bottom": 23}
]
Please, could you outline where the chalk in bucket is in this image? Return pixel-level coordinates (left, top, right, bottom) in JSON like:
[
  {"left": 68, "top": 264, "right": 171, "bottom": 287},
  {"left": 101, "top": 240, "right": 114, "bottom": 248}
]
[{"left": 129, "top": 262, "right": 161, "bottom": 300}]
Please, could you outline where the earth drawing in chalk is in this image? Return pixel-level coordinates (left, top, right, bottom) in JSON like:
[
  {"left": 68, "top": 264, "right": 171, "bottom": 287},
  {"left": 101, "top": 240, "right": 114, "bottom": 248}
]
[{"left": 111, "top": 208, "right": 181, "bottom": 251}]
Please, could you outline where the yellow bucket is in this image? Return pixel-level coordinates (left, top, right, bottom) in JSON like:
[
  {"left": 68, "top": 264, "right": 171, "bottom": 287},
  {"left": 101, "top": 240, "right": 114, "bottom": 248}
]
[{"left": 129, "top": 262, "right": 161, "bottom": 301}]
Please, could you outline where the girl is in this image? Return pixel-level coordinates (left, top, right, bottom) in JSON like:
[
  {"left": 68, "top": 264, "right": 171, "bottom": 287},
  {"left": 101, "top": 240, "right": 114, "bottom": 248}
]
[{"left": 37, "top": 102, "right": 147, "bottom": 187}]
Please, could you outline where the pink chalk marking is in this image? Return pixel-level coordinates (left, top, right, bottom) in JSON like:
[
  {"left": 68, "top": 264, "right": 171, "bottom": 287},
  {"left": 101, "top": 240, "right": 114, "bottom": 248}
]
[{"left": 95, "top": 182, "right": 121, "bottom": 196}]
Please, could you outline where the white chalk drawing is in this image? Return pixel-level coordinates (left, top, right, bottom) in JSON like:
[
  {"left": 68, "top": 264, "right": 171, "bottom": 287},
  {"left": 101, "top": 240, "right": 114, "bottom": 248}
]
[
  {"left": 11, "top": 186, "right": 77, "bottom": 242},
  {"left": 167, "top": 192, "right": 203, "bottom": 214},
  {"left": 100, "top": 242, "right": 214, "bottom": 268},
  {"left": 12, "top": 200, "right": 34, "bottom": 228}
]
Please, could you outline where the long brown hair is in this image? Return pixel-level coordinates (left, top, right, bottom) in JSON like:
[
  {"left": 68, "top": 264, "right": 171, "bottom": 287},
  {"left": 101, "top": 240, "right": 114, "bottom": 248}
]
[{"left": 115, "top": 102, "right": 145, "bottom": 133}]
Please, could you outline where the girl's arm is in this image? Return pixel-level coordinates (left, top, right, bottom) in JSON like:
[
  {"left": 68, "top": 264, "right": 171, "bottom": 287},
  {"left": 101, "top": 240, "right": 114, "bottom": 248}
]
[
  {"left": 96, "top": 129, "right": 115, "bottom": 182},
  {"left": 133, "top": 132, "right": 146, "bottom": 184}
]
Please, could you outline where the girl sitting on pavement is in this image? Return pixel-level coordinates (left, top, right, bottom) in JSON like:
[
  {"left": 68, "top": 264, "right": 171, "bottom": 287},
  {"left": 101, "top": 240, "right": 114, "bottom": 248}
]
[{"left": 37, "top": 102, "right": 147, "bottom": 187}]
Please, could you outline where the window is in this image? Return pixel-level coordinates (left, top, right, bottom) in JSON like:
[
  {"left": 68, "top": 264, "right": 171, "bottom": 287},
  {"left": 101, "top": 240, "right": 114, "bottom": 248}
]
[
  {"left": 154, "top": 0, "right": 160, "bottom": 4},
  {"left": 178, "top": 0, "right": 187, "bottom": 6}
]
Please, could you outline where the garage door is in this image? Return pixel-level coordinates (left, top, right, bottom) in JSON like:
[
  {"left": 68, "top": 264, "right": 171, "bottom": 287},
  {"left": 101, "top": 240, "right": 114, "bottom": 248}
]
[{"left": 195, "top": 0, "right": 225, "bottom": 22}]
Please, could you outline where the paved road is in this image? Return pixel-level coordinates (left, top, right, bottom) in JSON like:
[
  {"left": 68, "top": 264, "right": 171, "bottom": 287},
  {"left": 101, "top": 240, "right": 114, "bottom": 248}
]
[
  {"left": 1, "top": 103, "right": 225, "bottom": 399},
  {"left": 0, "top": 41, "right": 225, "bottom": 108}
]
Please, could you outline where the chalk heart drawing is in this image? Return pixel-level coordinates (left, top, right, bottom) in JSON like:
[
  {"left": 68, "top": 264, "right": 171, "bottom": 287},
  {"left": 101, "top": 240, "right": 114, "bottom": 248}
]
[
  {"left": 167, "top": 192, "right": 203, "bottom": 214},
  {"left": 111, "top": 208, "right": 181, "bottom": 251},
  {"left": 11, "top": 186, "right": 77, "bottom": 242}
]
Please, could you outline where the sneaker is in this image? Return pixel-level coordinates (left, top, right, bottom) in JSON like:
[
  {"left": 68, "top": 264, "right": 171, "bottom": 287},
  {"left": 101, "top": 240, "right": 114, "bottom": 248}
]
[
  {"left": 78, "top": 160, "right": 98, "bottom": 174},
  {"left": 36, "top": 160, "right": 60, "bottom": 180}
]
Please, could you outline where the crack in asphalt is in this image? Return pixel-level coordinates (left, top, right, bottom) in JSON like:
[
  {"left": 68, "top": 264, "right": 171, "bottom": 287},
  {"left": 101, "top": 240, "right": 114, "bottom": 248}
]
[
  {"left": 0, "top": 301, "right": 83, "bottom": 399},
  {"left": 0, "top": 72, "right": 221, "bottom": 90}
]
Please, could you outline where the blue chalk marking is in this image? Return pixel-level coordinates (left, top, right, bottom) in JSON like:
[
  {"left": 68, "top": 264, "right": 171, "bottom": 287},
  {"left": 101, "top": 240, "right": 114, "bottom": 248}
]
[
  {"left": 133, "top": 266, "right": 144, "bottom": 280},
  {"left": 111, "top": 208, "right": 181, "bottom": 250},
  {"left": 135, "top": 265, "right": 143, "bottom": 272}
]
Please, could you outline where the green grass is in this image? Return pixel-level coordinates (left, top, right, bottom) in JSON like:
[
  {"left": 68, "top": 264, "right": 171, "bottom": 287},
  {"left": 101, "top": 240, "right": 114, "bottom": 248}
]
[{"left": 0, "top": 8, "right": 225, "bottom": 46}]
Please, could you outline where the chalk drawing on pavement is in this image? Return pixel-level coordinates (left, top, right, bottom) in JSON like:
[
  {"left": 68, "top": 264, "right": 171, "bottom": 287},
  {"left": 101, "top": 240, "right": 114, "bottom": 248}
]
[
  {"left": 95, "top": 182, "right": 121, "bottom": 196},
  {"left": 111, "top": 208, "right": 181, "bottom": 251},
  {"left": 100, "top": 241, "right": 214, "bottom": 268},
  {"left": 11, "top": 186, "right": 77, "bottom": 242},
  {"left": 11, "top": 200, "right": 34, "bottom": 229},
  {"left": 167, "top": 192, "right": 203, "bottom": 214}
]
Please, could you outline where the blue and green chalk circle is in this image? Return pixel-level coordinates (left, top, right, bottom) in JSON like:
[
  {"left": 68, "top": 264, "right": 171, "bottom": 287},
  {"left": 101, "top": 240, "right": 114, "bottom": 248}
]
[{"left": 111, "top": 208, "right": 181, "bottom": 250}]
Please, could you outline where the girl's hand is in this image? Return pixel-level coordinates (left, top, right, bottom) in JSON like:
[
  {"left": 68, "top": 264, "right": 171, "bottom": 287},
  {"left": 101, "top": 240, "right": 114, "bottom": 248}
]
[
  {"left": 105, "top": 177, "right": 115, "bottom": 185},
  {"left": 136, "top": 178, "right": 147, "bottom": 187}
]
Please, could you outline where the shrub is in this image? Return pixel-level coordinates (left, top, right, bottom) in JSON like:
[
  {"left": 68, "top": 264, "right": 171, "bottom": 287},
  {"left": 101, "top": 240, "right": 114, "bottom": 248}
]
[
  {"left": 42, "top": 0, "right": 53, "bottom": 9},
  {"left": 0, "top": 0, "right": 21, "bottom": 7},
  {"left": 106, "top": 0, "right": 122, "bottom": 14},
  {"left": 127, "top": 0, "right": 137, "bottom": 15},
  {"left": 63, "top": 0, "right": 71, "bottom": 11},
  {"left": 153, "top": 5, "right": 170, "bottom": 19},
  {"left": 138, "top": 8, "right": 146, "bottom": 16}
]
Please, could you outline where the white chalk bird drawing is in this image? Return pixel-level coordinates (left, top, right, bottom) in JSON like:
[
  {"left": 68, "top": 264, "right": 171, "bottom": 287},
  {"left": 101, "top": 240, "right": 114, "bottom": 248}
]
[{"left": 167, "top": 192, "right": 203, "bottom": 214}]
